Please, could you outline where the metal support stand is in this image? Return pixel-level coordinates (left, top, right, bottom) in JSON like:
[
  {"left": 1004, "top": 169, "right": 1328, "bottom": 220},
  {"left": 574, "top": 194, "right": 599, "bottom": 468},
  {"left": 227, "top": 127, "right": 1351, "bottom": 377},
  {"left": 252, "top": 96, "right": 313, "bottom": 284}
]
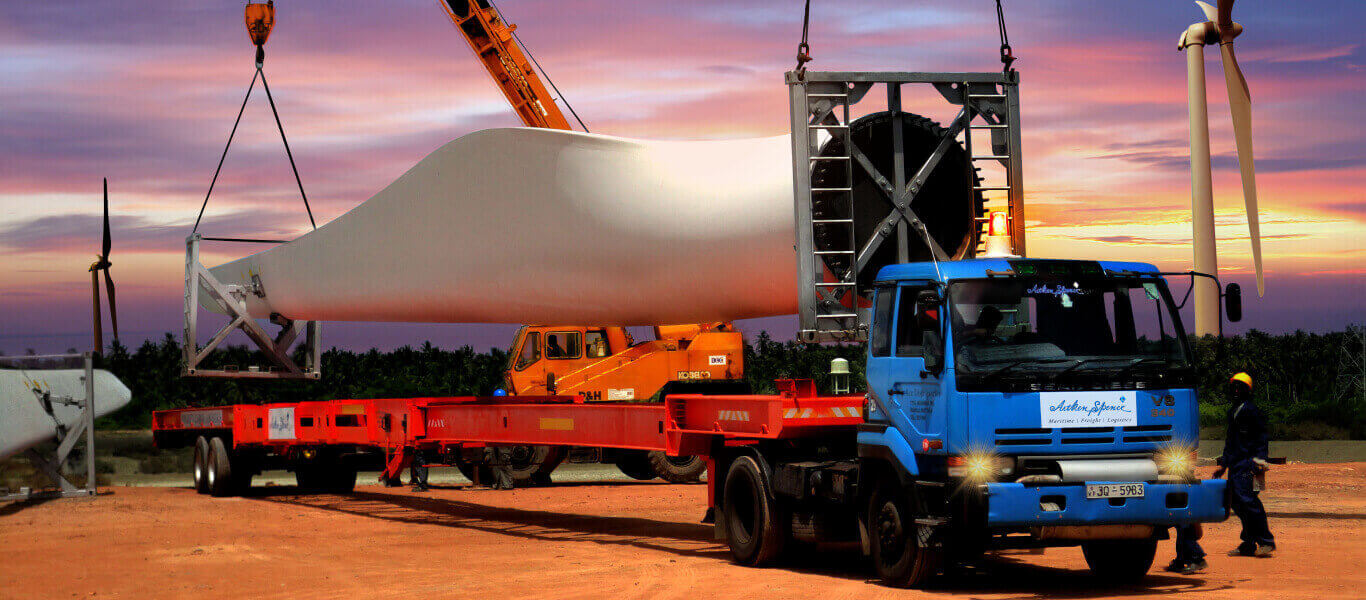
[
  {"left": 182, "top": 234, "right": 320, "bottom": 379},
  {"left": 2, "top": 353, "right": 98, "bottom": 501},
  {"left": 787, "top": 71, "right": 1024, "bottom": 343}
]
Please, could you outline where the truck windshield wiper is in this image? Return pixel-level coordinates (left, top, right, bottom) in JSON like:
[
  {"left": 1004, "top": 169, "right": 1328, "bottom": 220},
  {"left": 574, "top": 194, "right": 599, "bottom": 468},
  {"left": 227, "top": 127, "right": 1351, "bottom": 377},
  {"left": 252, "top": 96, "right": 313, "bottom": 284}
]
[
  {"left": 980, "top": 358, "right": 1073, "bottom": 378},
  {"left": 1053, "top": 357, "right": 1129, "bottom": 377},
  {"left": 1114, "top": 357, "right": 1171, "bottom": 378}
]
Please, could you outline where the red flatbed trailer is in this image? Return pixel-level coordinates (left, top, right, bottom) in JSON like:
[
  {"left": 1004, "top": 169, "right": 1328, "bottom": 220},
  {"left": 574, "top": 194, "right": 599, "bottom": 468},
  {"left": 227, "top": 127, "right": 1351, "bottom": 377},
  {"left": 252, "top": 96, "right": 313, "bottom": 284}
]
[{"left": 153, "top": 380, "right": 865, "bottom": 516}]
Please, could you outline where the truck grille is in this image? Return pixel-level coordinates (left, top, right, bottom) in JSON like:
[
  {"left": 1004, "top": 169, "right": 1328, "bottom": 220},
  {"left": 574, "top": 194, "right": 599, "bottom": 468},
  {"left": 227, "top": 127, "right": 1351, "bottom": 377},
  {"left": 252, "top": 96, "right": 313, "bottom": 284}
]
[{"left": 994, "top": 425, "right": 1172, "bottom": 448}]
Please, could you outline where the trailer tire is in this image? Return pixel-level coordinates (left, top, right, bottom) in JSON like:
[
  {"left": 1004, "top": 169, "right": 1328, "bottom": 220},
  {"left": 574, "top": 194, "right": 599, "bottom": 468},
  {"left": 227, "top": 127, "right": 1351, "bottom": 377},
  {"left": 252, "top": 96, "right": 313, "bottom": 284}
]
[
  {"left": 1082, "top": 539, "right": 1157, "bottom": 582},
  {"left": 192, "top": 436, "right": 210, "bottom": 494},
  {"left": 206, "top": 437, "right": 235, "bottom": 497},
  {"left": 722, "top": 455, "right": 786, "bottom": 566},
  {"left": 648, "top": 452, "right": 705, "bottom": 483},
  {"left": 326, "top": 464, "right": 357, "bottom": 493},
  {"left": 614, "top": 451, "right": 657, "bottom": 481},
  {"left": 869, "top": 480, "right": 939, "bottom": 588}
]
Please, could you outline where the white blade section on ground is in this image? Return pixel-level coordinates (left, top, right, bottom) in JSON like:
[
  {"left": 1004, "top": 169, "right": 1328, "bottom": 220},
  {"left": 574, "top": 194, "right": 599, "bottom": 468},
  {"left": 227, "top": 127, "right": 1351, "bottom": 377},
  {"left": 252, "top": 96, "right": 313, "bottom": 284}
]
[
  {"left": 0, "top": 369, "right": 132, "bottom": 459},
  {"left": 206, "top": 128, "right": 799, "bottom": 325}
]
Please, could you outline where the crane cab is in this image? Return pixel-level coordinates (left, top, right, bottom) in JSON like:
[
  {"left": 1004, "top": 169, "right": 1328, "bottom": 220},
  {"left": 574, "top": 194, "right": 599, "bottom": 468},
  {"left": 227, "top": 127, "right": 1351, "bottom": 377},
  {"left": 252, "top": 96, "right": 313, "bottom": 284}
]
[{"left": 504, "top": 324, "right": 746, "bottom": 401}]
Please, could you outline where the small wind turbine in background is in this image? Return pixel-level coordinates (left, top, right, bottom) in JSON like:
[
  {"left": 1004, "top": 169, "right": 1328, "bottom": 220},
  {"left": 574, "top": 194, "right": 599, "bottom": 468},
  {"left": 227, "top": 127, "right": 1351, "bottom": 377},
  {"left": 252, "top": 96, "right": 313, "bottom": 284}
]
[
  {"left": 1179, "top": 0, "right": 1263, "bottom": 336},
  {"left": 89, "top": 178, "right": 119, "bottom": 355}
]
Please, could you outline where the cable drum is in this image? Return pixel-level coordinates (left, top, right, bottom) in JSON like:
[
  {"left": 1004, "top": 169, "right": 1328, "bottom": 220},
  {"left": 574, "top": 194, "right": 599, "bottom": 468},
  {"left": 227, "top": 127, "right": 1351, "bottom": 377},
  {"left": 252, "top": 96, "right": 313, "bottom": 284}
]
[{"left": 810, "top": 111, "right": 984, "bottom": 291}]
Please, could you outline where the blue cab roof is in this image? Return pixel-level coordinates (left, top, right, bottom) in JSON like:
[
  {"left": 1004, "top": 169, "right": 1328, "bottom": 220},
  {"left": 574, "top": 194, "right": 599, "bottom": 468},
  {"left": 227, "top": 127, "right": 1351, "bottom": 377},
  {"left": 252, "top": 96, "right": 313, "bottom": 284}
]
[{"left": 873, "top": 258, "right": 1161, "bottom": 283}]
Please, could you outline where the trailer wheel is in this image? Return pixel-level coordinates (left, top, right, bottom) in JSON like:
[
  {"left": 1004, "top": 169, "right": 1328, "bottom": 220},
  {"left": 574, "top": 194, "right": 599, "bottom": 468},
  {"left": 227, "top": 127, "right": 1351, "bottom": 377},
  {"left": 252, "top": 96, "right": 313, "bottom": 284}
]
[
  {"left": 206, "top": 437, "right": 235, "bottom": 497},
  {"left": 1082, "top": 539, "right": 1157, "bottom": 582},
  {"left": 869, "top": 481, "right": 939, "bottom": 588},
  {"left": 326, "top": 464, "right": 357, "bottom": 493},
  {"left": 649, "top": 452, "right": 705, "bottom": 483},
  {"left": 722, "top": 455, "right": 786, "bottom": 566},
  {"left": 192, "top": 436, "right": 210, "bottom": 494},
  {"left": 295, "top": 465, "right": 322, "bottom": 491},
  {"left": 614, "top": 451, "right": 657, "bottom": 481}
]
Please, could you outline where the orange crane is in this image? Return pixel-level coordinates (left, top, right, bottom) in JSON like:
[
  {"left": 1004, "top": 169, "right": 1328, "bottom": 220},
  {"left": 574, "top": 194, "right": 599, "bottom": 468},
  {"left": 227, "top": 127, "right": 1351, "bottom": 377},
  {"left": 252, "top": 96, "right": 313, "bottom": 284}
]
[{"left": 437, "top": 0, "right": 748, "bottom": 484}]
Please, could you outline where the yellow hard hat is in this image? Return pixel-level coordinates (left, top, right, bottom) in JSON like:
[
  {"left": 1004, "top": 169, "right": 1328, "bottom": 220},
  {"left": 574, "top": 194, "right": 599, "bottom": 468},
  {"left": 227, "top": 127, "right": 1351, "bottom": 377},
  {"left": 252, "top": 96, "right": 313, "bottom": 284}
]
[{"left": 1229, "top": 372, "right": 1253, "bottom": 389}]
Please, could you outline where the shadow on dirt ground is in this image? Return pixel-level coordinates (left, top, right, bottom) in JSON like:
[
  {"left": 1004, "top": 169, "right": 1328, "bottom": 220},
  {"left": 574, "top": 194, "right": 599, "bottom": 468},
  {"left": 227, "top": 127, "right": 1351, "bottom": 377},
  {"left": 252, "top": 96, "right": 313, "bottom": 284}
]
[{"left": 242, "top": 487, "right": 1226, "bottom": 595}]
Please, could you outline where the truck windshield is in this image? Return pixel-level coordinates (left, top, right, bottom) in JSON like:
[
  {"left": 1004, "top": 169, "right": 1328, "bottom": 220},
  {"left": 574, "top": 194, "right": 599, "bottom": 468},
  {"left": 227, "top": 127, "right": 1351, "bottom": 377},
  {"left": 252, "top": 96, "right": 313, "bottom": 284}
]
[{"left": 948, "top": 277, "right": 1190, "bottom": 380}]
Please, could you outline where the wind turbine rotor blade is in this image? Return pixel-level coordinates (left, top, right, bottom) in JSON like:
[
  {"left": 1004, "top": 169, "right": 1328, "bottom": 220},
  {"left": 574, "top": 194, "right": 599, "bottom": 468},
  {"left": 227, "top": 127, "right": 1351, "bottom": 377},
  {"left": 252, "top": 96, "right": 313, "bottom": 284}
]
[
  {"left": 1195, "top": 1, "right": 1218, "bottom": 24},
  {"left": 1221, "top": 42, "right": 1264, "bottom": 297},
  {"left": 1217, "top": 0, "right": 1235, "bottom": 30},
  {"left": 103, "top": 268, "right": 119, "bottom": 343},
  {"left": 101, "top": 178, "right": 111, "bottom": 259}
]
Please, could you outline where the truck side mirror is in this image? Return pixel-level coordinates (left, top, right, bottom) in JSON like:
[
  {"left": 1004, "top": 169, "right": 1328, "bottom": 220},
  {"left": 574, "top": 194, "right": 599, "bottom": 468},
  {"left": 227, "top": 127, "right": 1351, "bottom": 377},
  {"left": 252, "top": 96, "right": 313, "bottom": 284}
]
[{"left": 1224, "top": 283, "right": 1242, "bottom": 323}]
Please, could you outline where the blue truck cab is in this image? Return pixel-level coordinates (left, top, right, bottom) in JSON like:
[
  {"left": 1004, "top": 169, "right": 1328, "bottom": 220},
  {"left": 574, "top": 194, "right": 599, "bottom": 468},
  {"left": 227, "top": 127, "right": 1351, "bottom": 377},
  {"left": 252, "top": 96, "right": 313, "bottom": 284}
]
[{"left": 855, "top": 257, "right": 1227, "bottom": 584}]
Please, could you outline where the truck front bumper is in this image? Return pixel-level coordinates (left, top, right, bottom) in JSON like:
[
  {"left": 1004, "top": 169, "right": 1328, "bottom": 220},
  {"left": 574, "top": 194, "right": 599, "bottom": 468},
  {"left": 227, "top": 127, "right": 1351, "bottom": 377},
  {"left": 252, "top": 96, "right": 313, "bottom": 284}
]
[{"left": 984, "top": 479, "right": 1227, "bottom": 528}]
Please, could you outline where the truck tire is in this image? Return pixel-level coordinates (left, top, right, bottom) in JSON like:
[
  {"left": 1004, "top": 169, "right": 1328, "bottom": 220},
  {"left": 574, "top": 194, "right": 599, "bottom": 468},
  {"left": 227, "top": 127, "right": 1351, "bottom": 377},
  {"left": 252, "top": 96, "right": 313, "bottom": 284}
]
[
  {"left": 869, "top": 481, "right": 939, "bottom": 588},
  {"left": 649, "top": 452, "right": 705, "bottom": 483},
  {"left": 456, "top": 461, "right": 494, "bottom": 485},
  {"left": 295, "top": 464, "right": 322, "bottom": 490},
  {"left": 192, "top": 436, "right": 210, "bottom": 494},
  {"left": 1082, "top": 539, "right": 1157, "bottom": 582},
  {"left": 614, "top": 451, "right": 657, "bottom": 481},
  {"left": 722, "top": 455, "right": 787, "bottom": 566},
  {"left": 507, "top": 445, "right": 566, "bottom": 485},
  {"left": 206, "top": 437, "right": 235, "bottom": 497}
]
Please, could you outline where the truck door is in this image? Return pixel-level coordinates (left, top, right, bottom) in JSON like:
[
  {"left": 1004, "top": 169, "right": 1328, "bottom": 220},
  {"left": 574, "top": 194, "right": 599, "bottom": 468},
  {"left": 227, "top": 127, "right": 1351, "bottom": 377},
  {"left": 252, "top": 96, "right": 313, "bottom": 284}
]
[
  {"left": 510, "top": 330, "right": 544, "bottom": 394},
  {"left": 866, "top": 283, "right": 944, "bottom": 441}
]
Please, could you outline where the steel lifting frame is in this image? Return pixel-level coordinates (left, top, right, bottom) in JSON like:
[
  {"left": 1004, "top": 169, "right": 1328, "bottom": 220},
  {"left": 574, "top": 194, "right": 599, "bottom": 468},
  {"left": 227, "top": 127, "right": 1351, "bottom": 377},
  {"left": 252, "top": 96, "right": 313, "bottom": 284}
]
[
  {"left": 182, "top": 234, "right": 321, "bottom": 379},
  {"left": 2, "top": 353, "right": 99, "bottom": 501},
  {"left": 787, "top": 71, "right": 1024, "bottom": 343}
]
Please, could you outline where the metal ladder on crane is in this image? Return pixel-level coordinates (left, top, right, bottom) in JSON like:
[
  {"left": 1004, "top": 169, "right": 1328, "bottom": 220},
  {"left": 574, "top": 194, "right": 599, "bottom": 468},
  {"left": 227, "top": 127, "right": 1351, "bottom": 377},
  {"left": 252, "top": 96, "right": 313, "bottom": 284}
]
[{"left": 803, "top": 86, "right": 862, "bottom": 337}]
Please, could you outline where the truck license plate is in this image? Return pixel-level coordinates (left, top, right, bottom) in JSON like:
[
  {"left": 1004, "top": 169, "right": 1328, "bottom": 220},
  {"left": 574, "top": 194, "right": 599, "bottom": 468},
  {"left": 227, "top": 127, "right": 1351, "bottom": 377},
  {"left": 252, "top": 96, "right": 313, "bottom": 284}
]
[{"left": 1085, "top": 483, "right": 1145, "bottom": 499}]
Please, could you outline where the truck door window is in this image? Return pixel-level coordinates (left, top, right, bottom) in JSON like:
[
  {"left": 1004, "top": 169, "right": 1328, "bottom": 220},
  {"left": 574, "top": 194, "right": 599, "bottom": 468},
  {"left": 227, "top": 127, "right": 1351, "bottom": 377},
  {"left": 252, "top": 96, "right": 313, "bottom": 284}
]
[
  {"left": 515, "top": 332, "right": 541, "bottom": 370},
  {"left": 870, "top": 286, "right": 895, "bottom": 357},
  {"left": 546, "top": 331, "right": 582, "bottom": 360},
  {"left": 585, "top": 330, "right": 609, "bottom": 358},
  {"left": 894, "top": 286, "right": 932, "bottom": 356}
]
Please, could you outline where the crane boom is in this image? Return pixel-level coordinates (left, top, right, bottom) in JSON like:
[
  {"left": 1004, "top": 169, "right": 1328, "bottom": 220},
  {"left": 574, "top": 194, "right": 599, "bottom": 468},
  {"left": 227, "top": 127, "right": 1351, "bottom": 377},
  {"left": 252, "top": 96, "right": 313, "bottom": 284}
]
[{"left": 438, "top": 0, "right": 572, "bottom": 130}]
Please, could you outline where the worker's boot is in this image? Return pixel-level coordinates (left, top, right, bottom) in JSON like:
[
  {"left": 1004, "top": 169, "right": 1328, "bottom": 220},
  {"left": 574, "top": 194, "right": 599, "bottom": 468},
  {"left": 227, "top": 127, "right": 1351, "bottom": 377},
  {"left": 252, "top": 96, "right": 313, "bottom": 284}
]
[
  {"left": 1164, "top": 559, "right": 1187, "bottom": 573},
  {"left": 1181, "top": 559, "right": 1208, "bottom": 575},
  {"left": 1254, "top": 544, "right": 1275, "bottom": 557}
]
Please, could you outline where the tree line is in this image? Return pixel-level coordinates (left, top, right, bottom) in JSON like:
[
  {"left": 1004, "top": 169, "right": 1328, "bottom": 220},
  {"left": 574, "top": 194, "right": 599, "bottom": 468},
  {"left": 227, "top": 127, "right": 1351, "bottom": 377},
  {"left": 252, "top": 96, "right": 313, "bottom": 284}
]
[{"left": 85, "top": 327, "right": 1364, "bottom": 439}]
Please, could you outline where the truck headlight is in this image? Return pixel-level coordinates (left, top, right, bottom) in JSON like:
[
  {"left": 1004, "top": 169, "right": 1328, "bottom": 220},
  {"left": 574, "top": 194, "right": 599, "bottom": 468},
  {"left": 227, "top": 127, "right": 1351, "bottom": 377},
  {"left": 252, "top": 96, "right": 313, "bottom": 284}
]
[
  {"left": 1155, "top": 445, "right": 1197, "bottom": 479},
  {"left": 948, "top": 452, "right": 1014, "bottom": 482}
]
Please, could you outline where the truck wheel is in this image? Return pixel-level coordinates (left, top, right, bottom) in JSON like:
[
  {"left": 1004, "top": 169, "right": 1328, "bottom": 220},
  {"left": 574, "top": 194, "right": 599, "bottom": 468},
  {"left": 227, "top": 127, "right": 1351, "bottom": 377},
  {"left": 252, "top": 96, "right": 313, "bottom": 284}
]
[
  {"left": 507, "top": 446, "right": 565, "bottom": 485},
  {"left": 206, "top": 437, "right": 235, "bottom": 497},
  {"left": 869, "top": 481, "right": 939, "bottom": 588},
  {"left": 614, "top": 451, "right": 657, "bottom": 481},
  {"left": 456, "top": 460, "right": 493, "bottom": 484},
  {"left": 649, "top": 452, "right": 705, "bottom": 483},
  {"left": 1082, "top": 539, "right": 1157, "bottom": 582},
  {"left": 295, "top": 465, "right": 321, "bottom": 490},
  {"left": 192, "top": 436, "right": 210, "bottom": 494},
  {"left": 722, "top": 455, "right": 787, "bottom": 566}
]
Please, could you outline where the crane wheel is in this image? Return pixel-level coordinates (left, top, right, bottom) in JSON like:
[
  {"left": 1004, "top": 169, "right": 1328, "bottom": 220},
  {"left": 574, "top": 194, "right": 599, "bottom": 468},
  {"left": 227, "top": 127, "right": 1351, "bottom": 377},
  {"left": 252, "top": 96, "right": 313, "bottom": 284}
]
[
  {"left": 648, "top": 452, "right": 705, "bottom": 483},
  {"left": 722, "top": 455, "right": 786, "bottom": 566},
  {"left": 192, "top": 436, "right": 210, "bottom": 494},
  {"left": 206, "top": 437, "right": 235, "bottom": 497},
  {"left": 506, "top": 445, "right": 566, "bottom": 485}
]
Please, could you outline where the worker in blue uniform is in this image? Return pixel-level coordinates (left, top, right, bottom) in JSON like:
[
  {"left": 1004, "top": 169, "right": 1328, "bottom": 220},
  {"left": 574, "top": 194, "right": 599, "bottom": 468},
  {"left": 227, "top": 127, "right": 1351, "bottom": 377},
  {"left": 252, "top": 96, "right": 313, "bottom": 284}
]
[
  {"left": 1167, "top": 523, "right": 1207, "bottom": 574},
  {"left": 1213, "top": 372, "right": 1276, "bottom": 557}
]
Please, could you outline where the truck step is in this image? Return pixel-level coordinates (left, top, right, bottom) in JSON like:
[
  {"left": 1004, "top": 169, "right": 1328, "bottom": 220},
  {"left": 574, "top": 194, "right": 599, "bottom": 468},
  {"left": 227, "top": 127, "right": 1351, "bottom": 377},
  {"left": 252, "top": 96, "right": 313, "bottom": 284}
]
[{"left": 914, "top": 517, "right": 948, "bottom": 527}]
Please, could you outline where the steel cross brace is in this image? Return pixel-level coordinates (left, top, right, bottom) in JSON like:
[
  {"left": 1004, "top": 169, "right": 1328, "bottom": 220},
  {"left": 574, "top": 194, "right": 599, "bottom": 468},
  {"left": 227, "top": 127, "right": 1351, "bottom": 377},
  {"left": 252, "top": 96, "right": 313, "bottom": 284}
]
[{"left": 183, "top": 234, "right": 320, "bottom": 379}]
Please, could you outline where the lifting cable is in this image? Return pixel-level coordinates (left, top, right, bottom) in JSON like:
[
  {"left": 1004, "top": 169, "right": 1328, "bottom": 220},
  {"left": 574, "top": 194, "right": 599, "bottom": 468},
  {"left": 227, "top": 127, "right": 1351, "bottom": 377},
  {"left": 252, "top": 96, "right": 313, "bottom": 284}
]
[
  {"left": 995, "top": 0, "right": 1017, "bottom": 74},
  {"left": 794, "top": 0, "right": 813, "bottom": 77},
  {"left": 193, "top": 38, "right": 316, "bottom": 233},
  {"left": 489, "top": 0, "right": 590, "bottom": 133}
]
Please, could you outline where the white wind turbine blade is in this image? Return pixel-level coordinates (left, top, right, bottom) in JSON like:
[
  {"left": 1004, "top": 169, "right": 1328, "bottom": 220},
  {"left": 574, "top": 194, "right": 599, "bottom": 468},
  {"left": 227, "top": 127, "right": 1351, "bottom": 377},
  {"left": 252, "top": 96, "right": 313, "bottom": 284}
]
[{"left": 1220, "top": 41, "right": 1263, "bottom": 296}]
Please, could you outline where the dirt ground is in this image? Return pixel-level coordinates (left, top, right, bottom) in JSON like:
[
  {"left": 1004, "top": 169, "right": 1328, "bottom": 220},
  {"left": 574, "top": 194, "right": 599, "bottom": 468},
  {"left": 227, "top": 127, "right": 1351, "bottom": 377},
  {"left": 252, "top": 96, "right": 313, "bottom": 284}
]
[{"left": 2, "top": 463, "right": 1363, "bottom": 600}]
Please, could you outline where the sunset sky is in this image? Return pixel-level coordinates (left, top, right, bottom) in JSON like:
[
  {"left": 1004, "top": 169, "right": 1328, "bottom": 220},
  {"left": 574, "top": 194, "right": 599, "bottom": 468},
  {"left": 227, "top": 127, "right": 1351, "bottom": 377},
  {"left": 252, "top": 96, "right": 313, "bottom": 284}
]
[{"left": 1, "top": 0, "right": 1362, "bottom": 355}]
